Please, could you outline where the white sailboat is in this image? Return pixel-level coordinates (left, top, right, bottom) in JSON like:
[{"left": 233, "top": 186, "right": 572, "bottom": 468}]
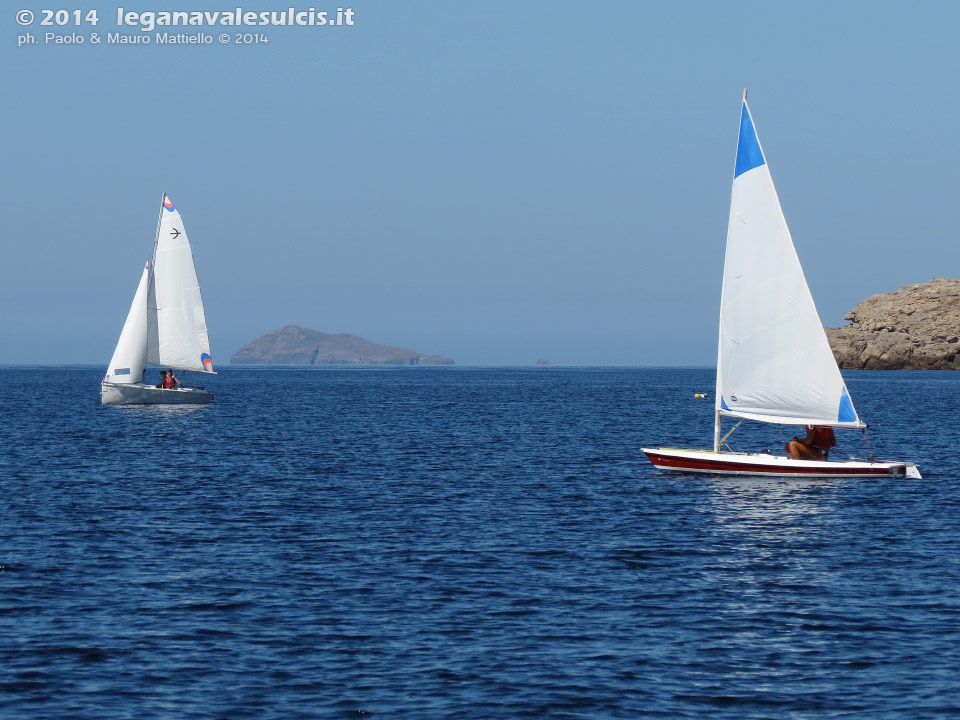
[
  {"left": 101, "top": 194, "right": 215, "bottom": 405},
  {"left": 643, "top": 92, "right": 920, "bottom": 478}
]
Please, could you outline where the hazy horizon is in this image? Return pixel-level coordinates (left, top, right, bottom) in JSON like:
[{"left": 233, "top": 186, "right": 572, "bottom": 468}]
[
  {"left": 0, "top": 360, "right": 718, "bottom": 370},
  {"left": 5, "top": 1, "right": 957, "bottom": 366}
]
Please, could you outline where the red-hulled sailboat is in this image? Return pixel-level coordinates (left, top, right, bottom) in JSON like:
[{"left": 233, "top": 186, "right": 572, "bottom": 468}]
[{"left": 642, "top": 92, "right": 920, "bottom": 479}]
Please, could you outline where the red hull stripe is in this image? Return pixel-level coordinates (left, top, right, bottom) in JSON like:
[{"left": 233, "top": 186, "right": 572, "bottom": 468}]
[{"left": 645, "top": 452, "right": 901, "bottom": 477}]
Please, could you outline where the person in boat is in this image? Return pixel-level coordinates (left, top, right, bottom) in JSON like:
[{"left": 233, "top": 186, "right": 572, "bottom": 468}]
[
  {"left": 785, "top": 425, "right": 836, "bottom": 460},
  {"left": 164, "top": 369, "right": 181, "bottom": 389},
  {"left": 155, "top": 370, "right": 167, "bottom": 389}
]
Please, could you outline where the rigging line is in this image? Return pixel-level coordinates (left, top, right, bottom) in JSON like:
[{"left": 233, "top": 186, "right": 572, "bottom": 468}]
[
  {"left": 719, "top": 419, "right": 743, "bottom": 450},
  {"left": 861, "top": 429, "right": 875, "bottom": 462}
]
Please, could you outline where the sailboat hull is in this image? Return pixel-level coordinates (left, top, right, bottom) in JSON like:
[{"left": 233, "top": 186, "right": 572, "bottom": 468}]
[
  {"left": 101, "top": 382, "right": 213, "bottom": 406},
  {"left": 642, "top": 448, "right": 920, "bottom": 479}
]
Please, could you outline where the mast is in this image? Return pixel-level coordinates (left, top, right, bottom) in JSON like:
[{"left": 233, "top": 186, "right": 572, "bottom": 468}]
[
  {"left": 713, "top": 287, "right": 723, "bottom": 451},
  {"left": 151, "top": 192, "right": 164, "bottom": 266},
  {"left": 714, "top": 92, "right": 748, "bottom": 453},
  {"left": 713, "top": 409, "right": 722, "bottom": 452},
  {"left": 145, "top": 192, "right": 164, "bottom": 369}
]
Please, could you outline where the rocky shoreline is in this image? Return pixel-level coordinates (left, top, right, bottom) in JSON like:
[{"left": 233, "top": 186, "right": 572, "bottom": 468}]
[{"left": 825, "top": 277, "right": 960, "bottom": 370}]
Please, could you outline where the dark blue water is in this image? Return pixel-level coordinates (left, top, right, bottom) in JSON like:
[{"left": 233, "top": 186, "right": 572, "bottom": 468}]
[{"left": 2, "top": 366, "right": 959, "bottom": 719}]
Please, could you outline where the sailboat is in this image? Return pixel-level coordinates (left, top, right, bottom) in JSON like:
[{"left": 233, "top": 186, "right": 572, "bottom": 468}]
[
  {"left": 101, "top": 194, "right": 215, "bottom": 405},
  {"left": 642, "top": 92, "right": 920, "bottom": 479}
]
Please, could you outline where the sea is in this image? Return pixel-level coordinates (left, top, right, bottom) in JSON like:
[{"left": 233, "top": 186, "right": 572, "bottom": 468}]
[{"left": 2, "top": 365, "right": 960, "bottom": 719}]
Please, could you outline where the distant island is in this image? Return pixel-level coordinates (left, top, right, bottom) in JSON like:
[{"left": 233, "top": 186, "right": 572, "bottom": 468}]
[
  {"left": 230, "top": 325, "right": 454, "bottom": 366},
  {"left": 826, "top": 277, "right": 960, "bottom": 370}
]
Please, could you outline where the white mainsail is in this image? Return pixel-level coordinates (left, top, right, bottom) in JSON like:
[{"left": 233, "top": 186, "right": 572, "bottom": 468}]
[
  {"left": 146, "top": 194, "right": 214, "bottom": 373},
  {"left": 104, "top": 261, "right": 151, "bottom": 384},
  {"left": 714, "top": 97, "right": 863, "bottom": 435}
]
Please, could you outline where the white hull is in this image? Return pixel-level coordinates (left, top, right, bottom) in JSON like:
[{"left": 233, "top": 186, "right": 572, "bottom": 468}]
[
  {"left": 643, "top": 448, "right": 921, "bottom": 479},
  {"left": 101, "top": 382, "right": 212, "bottom": 406}
]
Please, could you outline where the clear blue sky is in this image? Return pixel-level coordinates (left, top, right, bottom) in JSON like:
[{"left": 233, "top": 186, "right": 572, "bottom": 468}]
[{"left": 4, "top": 1, "right": 957, "bottom": 365}]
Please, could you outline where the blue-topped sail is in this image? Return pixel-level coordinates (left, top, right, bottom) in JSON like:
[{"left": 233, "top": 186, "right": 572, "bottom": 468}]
[
  {"left": 734, "top": 102, "right": 765, "bottom": 178},
  {"left": 838, "top": 386, "right": 857, "bottom": 424},
  {"left": 715, "top": 94, "right": 866, "bottom": 431}
]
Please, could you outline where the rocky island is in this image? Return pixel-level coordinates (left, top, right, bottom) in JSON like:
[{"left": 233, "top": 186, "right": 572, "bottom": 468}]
[
  {"left": 826, "top": 277, "right": 960, "bottom": 370},
  {"left": 230, "top": 325, "right": 454, "bottom": 366}
]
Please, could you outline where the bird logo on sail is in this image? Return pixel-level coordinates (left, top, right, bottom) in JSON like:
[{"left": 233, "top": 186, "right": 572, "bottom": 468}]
[{"left": 163, "top": 196, "right": 176, "bottom": 212}]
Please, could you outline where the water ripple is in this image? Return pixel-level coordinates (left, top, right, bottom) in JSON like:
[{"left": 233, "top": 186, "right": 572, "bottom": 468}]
[{"left": 1, "top": 367, "right": 959, "bottom": 718}]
